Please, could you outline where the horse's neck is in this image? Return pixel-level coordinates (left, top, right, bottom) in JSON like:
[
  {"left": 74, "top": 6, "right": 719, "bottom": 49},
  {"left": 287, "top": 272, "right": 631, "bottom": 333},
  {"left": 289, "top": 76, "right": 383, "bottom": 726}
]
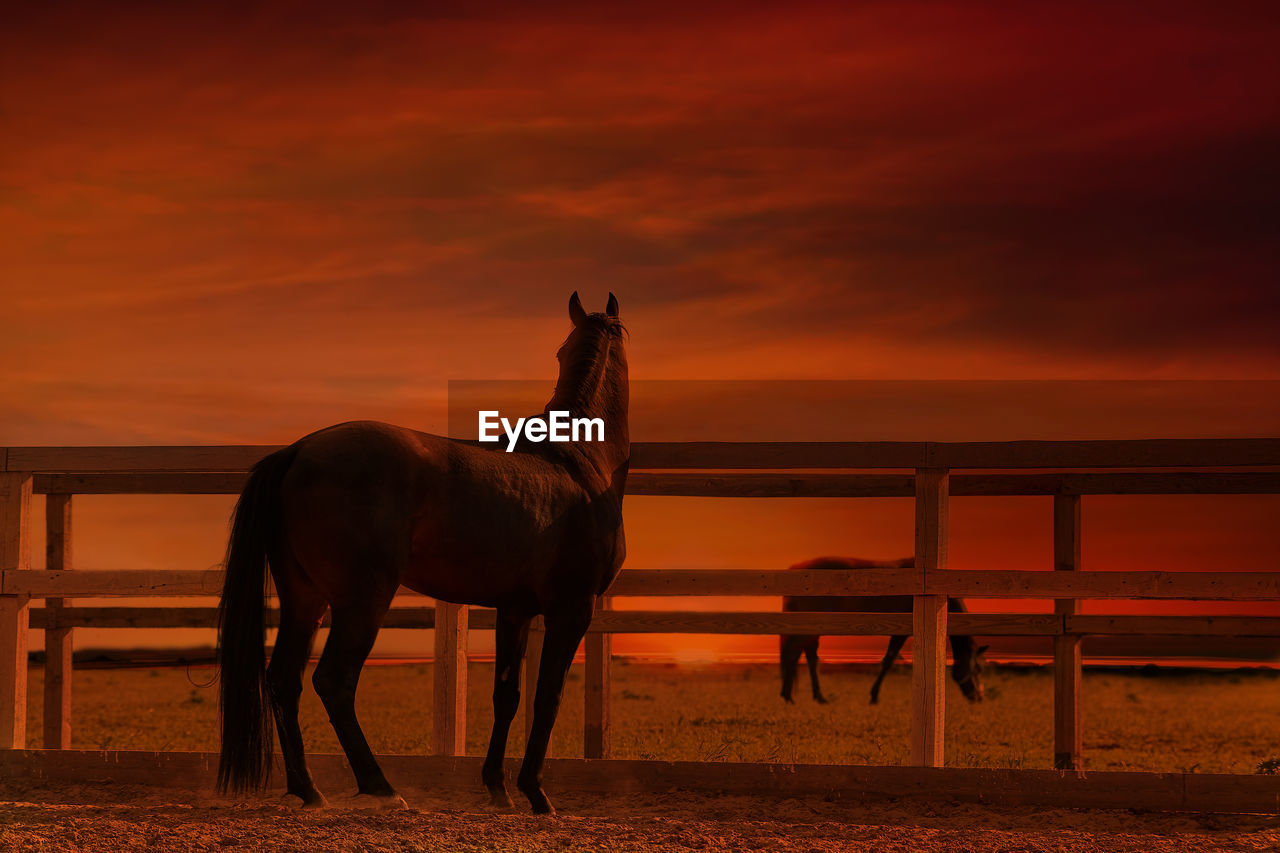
[{"left": 545, "top": 360, "right": 629, "bottom": 491}]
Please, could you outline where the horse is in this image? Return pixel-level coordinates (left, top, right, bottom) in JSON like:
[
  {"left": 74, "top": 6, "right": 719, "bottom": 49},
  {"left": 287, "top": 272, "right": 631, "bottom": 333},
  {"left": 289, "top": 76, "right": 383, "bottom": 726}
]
[
  {"left": 780, "top": 557, "right": 988, "bottom": 705},
  {"left": 216, "top": 292, "right": 629, "bottom": 815}
]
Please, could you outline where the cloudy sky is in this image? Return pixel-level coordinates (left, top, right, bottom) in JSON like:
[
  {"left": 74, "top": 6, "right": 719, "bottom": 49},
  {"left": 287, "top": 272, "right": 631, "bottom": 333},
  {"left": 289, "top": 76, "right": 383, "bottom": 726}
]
[
  {"left": 3, "top": 2, "right": 1277, "bottom": 657},
  {"left": 4, "top": 1, "right": 1278, "bottom": 445}
]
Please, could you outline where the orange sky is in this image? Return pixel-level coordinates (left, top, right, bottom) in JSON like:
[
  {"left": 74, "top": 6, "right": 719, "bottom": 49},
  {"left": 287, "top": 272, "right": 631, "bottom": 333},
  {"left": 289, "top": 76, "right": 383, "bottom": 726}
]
[{"left": 2, "top": 2, "right": 1279, "bottom": 659}]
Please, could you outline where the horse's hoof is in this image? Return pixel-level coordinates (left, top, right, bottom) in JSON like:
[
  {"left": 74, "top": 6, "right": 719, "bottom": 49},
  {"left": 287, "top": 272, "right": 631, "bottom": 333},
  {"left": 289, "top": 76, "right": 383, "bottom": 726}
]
[
  {"left": 348, "top": 793, "right": 408, "bottom": 810},
  {"left": 782, "top": 695, "right": 795, "bottom": 704},
  {"left": 815, "top": 696, "right": 829, "bottom": 705},
  {"left": 487, "top": 787, "right": 514, "bottom": 809},
  {"left": 284, "top": 790, "right": 327, "bottom": 810},
  {"left": 301, "top": 793, "right": 328, "bottom": 810},
  {"left": 519, "top": 782, "right": 555, "bottom": 815}
]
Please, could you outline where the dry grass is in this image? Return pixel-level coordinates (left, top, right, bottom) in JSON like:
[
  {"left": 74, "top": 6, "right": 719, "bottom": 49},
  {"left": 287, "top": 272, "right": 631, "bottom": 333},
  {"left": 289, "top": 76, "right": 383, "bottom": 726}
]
[{"left": 24, "top": 662, "right": 1280, "bottom": 774}]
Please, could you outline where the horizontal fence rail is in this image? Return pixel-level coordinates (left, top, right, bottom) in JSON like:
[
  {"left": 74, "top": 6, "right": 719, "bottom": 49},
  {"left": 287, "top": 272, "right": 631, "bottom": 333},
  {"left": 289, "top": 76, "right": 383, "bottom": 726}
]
[
  {"left": 4, "top": 568, "right": 1279, "bottom": 600},
  {"left": 1, "top": 439, "right": 1279, "bottom": 812},
  {"left": 26, "top": 607, "right": 1280, "bottom": 638},
  {"left": 7, "top": 437, "right": 1280, "bottom": 473},
  {"left": 30, "top": 471, "right": 1280, "bottom": 497},
  {"left": 6, "top": 750, "right": 1279, "bottom": 814}
]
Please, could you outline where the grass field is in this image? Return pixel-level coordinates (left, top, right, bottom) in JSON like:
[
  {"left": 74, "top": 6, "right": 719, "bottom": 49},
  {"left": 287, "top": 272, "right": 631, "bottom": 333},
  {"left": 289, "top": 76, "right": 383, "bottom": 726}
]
[{"left": 24, "top": 661, "right": 1280, "bottom": 775}]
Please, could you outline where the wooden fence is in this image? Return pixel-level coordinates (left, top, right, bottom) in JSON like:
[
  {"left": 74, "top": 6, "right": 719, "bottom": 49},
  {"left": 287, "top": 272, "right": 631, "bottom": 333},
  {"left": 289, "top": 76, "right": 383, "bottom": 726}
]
[{"left": 2, "top": 440, "right": 1280, "bottom": 810}]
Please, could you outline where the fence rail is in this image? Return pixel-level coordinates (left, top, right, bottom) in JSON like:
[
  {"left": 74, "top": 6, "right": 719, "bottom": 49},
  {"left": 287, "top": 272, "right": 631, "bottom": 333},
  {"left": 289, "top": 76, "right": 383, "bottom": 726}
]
[
  {"left": 5, "top": 567, "right": 1279, "bottom": 600},
  {"left": 2, "top": 439, "right": 1279, "bottom": 810},
  {"left": 26, "top": 606, "right": 1280, "bottom": 638},
  {"left": 30, "top": 471, "right": 1280, "bottom": 497},
  {"left": 8, "top": 437, "right": 1280, "bottom": 472}
]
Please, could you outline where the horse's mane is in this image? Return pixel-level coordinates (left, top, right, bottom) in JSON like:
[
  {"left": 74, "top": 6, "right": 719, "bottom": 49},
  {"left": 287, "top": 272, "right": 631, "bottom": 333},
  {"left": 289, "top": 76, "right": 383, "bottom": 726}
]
[
  {"left": 553, "top": 315, "right": 627, "bottom": 410},
  {"left": 557, "top": 315, "right": 627, "bottom": 354}
]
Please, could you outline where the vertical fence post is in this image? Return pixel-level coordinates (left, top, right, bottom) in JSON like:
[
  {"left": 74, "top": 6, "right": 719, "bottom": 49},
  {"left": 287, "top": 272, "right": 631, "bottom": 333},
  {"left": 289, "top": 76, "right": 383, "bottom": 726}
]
[
  {"left": 43, "top": 493, "right": 73, "bottom": 750},
  {"left": 911, "top": 467, "right": 949, "bottom": 767},
  {"left": 524, "top": 615, "right": 546, "bottom": 756},
  {"left": 0, "top": 471, "right": 33, "bottom": 749},
  {"left": 584, "top": 595, "right": 611, "bottom": 759},
  {"left": 432, "top": 600, "right": 468, "bottom": 755},
  {"left": 1053, "top": 493, "right": 1083, "bottom": 770}
]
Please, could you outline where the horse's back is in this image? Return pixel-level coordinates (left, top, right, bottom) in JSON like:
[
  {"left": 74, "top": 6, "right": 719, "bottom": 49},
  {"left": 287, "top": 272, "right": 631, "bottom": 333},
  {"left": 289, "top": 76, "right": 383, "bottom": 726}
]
[
  {"left": 279, "top": 419, "right": 608, "bottom": 608},
  {"left": 284, "top": 421, "right": 438, "bottom": 514},
  {"left": 278, "top": 421, "right": 434, "bottom": 597},
  {"left": 782, "top": 556, "right": 914, "bottom": 614},
  {"left": 790, "top": 556, "right": 914, "bottom": 572}
]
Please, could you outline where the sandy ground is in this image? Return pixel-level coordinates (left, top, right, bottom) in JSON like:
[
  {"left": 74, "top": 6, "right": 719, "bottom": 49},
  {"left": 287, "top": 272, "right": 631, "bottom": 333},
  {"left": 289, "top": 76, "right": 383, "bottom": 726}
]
[
  {"left": 7, "top": 663, "right": 1280, "bottom": 850},
  {"left": 1, "top": 778, "right": 1278, "bottom": 853}
]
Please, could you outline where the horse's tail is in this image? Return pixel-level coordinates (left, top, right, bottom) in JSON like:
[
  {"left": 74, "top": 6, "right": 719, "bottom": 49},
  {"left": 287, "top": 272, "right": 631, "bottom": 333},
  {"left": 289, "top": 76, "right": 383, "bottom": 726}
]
[{"left": 217, "top": 446, "right": 297, "bottom": 794}]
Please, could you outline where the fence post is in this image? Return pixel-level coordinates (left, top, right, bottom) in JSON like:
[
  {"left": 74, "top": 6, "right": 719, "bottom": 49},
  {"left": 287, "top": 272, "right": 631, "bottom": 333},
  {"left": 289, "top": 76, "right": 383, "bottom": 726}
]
[
  {"left": 524, "top": 615, "right": 547, "bottom": 756},
  {"left": 0, "top": 472, "right": 33, "bottom": 749},
  {"left": 1053, "top": 493, "right": 1083, "bottom": 770},
  {"left": 584, "top": 595, "right": 611, "bottom": 759},
  {"left": 432, "top": 600, "right": 468, "bottom": 755},
  {"left": 43, "top": 493, "right": 73, "bottom": 750},
  {"left": 911, "top": 467, "right": 949, "bottom": 767}
]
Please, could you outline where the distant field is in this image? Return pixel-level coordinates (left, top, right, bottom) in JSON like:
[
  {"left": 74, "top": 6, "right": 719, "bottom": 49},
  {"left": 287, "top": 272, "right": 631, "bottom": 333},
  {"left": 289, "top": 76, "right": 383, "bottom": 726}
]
[{"left": 25, "top": 662, "right": 1280, "bottom": 774}]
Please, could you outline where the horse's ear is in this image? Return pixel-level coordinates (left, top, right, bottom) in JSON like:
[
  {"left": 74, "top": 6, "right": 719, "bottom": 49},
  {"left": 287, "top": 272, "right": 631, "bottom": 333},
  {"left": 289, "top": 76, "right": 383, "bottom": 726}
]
[
  {"left": 977, "top": 644, "right": 990, "bottom": 656},
  {"left": 606, "top": 292, "right": 620, "bottom": 317},
  {"left": 569, "top": 291, "right": 588, "bottom": 327}
]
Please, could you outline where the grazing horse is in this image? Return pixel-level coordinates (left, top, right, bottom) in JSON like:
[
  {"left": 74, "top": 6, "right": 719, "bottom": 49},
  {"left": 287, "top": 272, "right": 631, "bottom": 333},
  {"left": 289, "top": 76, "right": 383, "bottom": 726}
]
[
  {"left": 780, "top": 557, "right": 988, "bottom": 704},
  {"left": 217, "top": 292, "right": 629, "bottom": 815}
]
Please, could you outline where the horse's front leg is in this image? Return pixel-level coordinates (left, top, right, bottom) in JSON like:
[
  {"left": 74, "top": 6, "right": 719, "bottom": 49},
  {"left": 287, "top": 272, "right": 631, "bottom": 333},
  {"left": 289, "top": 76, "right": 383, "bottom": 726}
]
[
  {"left": 780, "top": 636, "right": 803, "bottom": 703},
  {"left": 870, "top": 634, "right": 908, "bottom": 705},
  {"left": 516, "top": 599, "right": 593, "bottom": 815},
  {"left": 482, "top": 608, "right": 532, "bottom": 807}
]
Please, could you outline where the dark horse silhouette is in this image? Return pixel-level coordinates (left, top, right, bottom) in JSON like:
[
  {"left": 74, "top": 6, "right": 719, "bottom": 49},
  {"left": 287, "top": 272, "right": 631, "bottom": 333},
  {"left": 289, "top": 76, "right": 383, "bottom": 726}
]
[
  {"left": 780, "top": 557, "right": 988, "bottom": 704},
  {"left": 217, "top": 292, "right": 628, "bottom": 815}
]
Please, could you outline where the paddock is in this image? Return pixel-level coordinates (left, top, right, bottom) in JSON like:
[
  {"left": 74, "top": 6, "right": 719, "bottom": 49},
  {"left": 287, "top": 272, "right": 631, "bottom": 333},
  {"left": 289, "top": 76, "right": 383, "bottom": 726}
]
[{"left": 2, "top": 439, "right": 1279, "bottom": 814}]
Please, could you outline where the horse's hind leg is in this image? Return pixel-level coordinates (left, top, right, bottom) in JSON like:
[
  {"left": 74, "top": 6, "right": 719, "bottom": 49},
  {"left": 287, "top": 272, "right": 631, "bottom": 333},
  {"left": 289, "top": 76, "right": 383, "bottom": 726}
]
[
  {"left": 312, "top": 598, "right": 400, "bottom": 805},
  {"left": 517, "top": 599, "right": 593, "bottom": 815},
  {"left": 266, "top": 569, "right": 327, "bottom": 807},
  {"left": 482, "top": 607, "right": 532, "bottom": 808},
  {"left": 870, "top": 635, "right": 908, "bottom": 704},
  {"left": 804, "top": 645, "right": 828, "bottom": 704}
]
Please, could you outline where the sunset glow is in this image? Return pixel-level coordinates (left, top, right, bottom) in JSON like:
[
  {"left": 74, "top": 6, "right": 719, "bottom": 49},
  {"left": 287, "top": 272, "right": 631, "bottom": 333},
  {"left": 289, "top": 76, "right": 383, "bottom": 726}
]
[{"left": 3, "top": 2, "right": 1278, "bottom": 662}]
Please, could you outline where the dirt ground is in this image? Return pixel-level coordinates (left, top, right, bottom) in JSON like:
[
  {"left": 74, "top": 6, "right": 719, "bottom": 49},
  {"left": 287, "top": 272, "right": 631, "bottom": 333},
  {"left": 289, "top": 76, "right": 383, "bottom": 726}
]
[
  {"left": 2, "top": 778, "right": 1279, "bottom": 853},
  {"left": 6, "top": 662, "right": 1280, "bottom": 851}
]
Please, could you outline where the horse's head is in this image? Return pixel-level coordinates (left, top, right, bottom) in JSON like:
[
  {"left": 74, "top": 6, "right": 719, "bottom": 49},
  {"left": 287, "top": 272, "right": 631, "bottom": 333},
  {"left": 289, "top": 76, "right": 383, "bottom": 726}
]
[
  {"left": 555, "top": 291, "right": 628, "bottom": 405},
  {"left": 549, "top": 292, "right": 629, "bottom": 468},
  {"left": 563, "top": 290, "right": 625, "bottom": 347},
  {"left": 951, "top": 639, "right": 989, "bottom": 702}
]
